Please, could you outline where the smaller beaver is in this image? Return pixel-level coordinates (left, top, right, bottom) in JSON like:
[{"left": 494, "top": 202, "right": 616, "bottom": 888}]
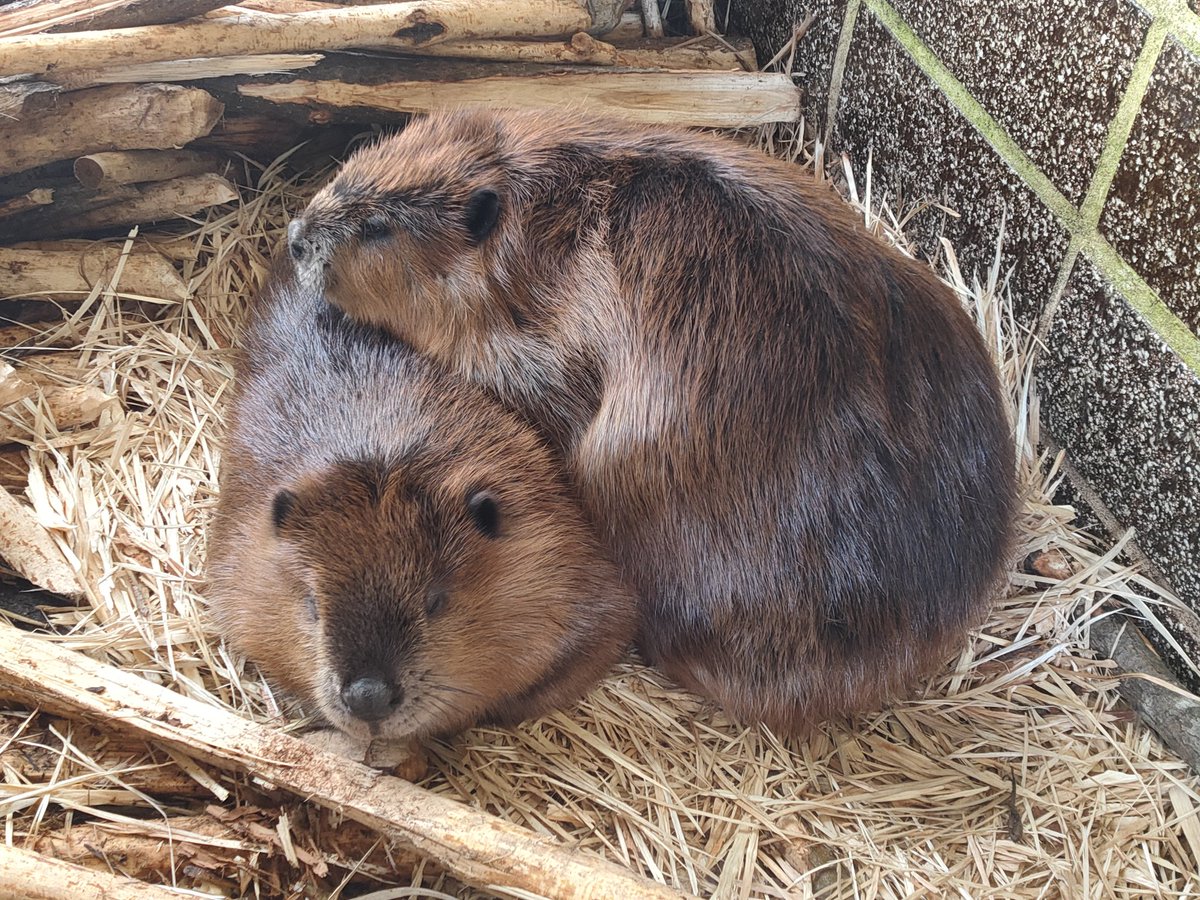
[{"left": 206, "top": 267, "right": 636, "bottom": 743}]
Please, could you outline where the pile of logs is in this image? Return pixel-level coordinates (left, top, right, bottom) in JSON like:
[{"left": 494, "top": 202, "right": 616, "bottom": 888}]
[{"left": 0, "top": 0, "right": 798, "bottom": 258}]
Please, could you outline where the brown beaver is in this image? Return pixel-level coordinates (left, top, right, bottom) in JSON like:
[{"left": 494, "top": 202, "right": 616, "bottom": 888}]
[
  {"left": 285, "top": 108, "right": 1018, "bottom": 735},
  {"left": 205, "top": 266, "right": 637, "bottom": 743}
]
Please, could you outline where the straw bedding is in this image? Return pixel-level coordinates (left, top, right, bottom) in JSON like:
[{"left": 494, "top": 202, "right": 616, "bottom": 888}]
[{"left": 1, "top": 130, "right": 1198, "bottom": 899}]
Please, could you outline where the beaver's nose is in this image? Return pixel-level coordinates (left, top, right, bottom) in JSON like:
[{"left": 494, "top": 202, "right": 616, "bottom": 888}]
[
  {"left": 287, "top": 219, "right": 309, "bottom": 262},
  {"left": 341, "top": 675, "right": 402, "bottom": 722}
]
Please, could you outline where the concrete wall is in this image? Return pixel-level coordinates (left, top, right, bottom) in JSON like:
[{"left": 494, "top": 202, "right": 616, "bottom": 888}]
[{"left": 731, "top": 0, "right": 1200, "bottom": 679}]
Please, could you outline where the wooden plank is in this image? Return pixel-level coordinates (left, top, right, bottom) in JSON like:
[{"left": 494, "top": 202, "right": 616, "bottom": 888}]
[{"left": 0, "top": 623, "right": 696, "bottom": 900}]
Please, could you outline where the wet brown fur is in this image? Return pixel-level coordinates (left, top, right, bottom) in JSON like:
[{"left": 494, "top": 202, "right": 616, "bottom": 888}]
[
  {"left": 206, "top": 266, "right": 636, "bottom": 742},
  {"left": 289, "top": 108, "right": 1019, "bottom": 735}
]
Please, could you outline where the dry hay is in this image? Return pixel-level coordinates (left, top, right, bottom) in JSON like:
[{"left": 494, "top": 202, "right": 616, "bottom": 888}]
[{"left": 1, "top": 132, "right": 1199, "bottom": 900}]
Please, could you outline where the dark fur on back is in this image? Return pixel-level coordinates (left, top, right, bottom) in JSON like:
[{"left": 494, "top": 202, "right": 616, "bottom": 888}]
[
  {"left": 206, "top": 264, "right": 636, "bottom": 741},
  {"left": 289, "top": 109, "right": 1018, "bottom": 733}
]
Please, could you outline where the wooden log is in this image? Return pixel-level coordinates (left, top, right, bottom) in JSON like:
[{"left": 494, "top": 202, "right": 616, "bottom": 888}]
[
  {"left": 41, "top": 27, "right": 650, "bottom": 97},
  {"left": 0, "top": 0, "right": 609, "bottom": 79},
  {"left": 0, "top": 624, "right": 696, "bottom": 900},
  {"left": 1092, "top": 615, "right": 1200, "bottom": 774},
  {"left": 73, "top": 150, "right": 225, "bottom": 190},
  {"left": 0, "top": 485, "right": 81, "bottom": 597},
  {"left": 382, "top": 33, "right": 754, "bottom": 70},
  {"left": 0, "top": 182, "right": 140, "bottom": 243},
  {"left": 0, "top": 844, "right": 189, "bottom": 899},
  {"left": 0, "top": 0, "right": 227, "bottom": 38},
  {"left": 685, "top": 0, "right": 716, "bottom": 36},
  {"left": 0, "top": 173, "right": 238, "bottom": 241},
  {"left": 592, "top": 34, "right": 754, "bottom": 69},
  {"left": 0, "top": 246, "right": 188, "bottom": 303},
  {"left": 51, "top": 52, "right": 324, "bottom": 90},
  {"left": 236, "top": 66, "right": 802, "bottom": 128},
  {"left": 64, "top": 173, "right": 239, "bottom": 232},
  {"left": 640, "top": 0, "right": 664, "bottom": 39},
  {"left": 222, "top": 2, "right": 643, "bottom": 42},
  {"left": 0, "top": 84, "right": 224, "bottom": 179}
]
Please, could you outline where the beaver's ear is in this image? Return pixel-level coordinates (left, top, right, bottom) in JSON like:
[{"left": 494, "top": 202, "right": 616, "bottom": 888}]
[
  {"left": 464, "top": 188, "right": 500, "bottom": 244},
  {"left": 271, "top": 489, "right": 298, "bottom": 534},
  {"left": 466, "top": 489, "right": 501, "bottom": 539}
]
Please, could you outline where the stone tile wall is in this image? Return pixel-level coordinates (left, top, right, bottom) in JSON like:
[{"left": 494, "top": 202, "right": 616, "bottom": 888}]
[{"left": 731, "top": 0, "right": 1200, "bottom": 681}]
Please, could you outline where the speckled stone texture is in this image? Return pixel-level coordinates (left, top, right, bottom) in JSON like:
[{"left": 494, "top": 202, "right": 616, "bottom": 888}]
[
  {"left": 1038, "top": 258, "right": 1200, "bottom": 616},
  {"left": 886, "top": 0, "right": 1149, "bottom": 205},
  {"left": 1101, "top": 37, "right": 1200, "bottom": 335},
  {"left": 831, "top": 10, "right": 1070, "bottom": 324},
  {"left": 726, "top": 0, "right": 848, "bottom": 128}
]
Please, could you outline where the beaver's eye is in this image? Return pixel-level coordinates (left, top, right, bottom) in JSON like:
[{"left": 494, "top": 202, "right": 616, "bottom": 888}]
[
  {"left": 466, "top": 490, "right": 501, "bottom": 539},
  {"left": 305, "top": 590, "right": 319, "bottom": 622},
  {"left": 360, "top": 214, "right": 391, "bottom": 242},
  {"left": 426, "top": 587, "right": 448, "bottom": 617}
]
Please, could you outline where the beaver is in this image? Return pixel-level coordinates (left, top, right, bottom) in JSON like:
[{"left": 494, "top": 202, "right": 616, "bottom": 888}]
[
  {"left": 205, "top": 266, "right": 637, "bottom": 743},
  {"left": 285, "top": 108, "right": 1018, "bottom": 734}
]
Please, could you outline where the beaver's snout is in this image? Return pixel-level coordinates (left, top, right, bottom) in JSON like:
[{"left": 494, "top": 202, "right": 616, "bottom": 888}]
[{"left": 287, "top": 219, "right": 311, "bottom": 263}]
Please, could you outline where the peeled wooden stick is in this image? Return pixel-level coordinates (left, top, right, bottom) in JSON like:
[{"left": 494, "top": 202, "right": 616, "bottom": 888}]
[
  {"left": 54, "top": 52, "right": 324, "bottom": 90},
  {"left": 73, "top": 150, "right": 225, "bottom": 190},
  {"left": 224, "top": 1, "right": 644, "bottom": 41},
  {"left": 0, "top": 486, "right": 81, "bottom": 597},
  {"left": 0, "top": 0, "right": 607, "bottom": 79},
  {"left": 0, "top": 844, "right": 189, "bottom": 899},
  {"left": 0, "top": 624, "right": 695, "bottom": 900},
  {"left": 0, "top": 83, "right": 224, "bottom": 178},
  {"left": 387, "top": 33, "right": 754, "bottom": 69},
  {"left": 5, "top": 173, "right": 239, "bottom": 240},
  {"left": 66, "top": 173, "right": 239, "bottom": 231},
  {"left": 0, "top": 246, "right": 188, "bottom": 302},
  {"left": 238, "top": 69, "right": 801, "bottom": 128}
]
